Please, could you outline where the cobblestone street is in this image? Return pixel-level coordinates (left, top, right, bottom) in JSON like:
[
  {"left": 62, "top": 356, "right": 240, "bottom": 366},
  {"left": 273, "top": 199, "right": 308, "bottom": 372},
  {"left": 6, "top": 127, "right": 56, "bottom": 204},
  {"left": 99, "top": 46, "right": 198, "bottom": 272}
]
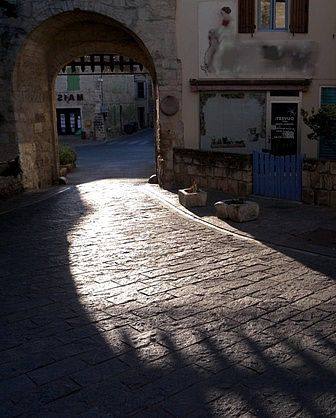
[{"left": 0, "top": 177, "right": 336, "bottom": 417}]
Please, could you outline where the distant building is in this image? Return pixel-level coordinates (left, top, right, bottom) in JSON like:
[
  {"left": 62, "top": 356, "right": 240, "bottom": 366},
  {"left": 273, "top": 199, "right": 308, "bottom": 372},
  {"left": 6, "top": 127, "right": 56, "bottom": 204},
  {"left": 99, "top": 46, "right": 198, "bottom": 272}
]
[{"left": 55, "top": 59, "right": 153, "bottom": 140}]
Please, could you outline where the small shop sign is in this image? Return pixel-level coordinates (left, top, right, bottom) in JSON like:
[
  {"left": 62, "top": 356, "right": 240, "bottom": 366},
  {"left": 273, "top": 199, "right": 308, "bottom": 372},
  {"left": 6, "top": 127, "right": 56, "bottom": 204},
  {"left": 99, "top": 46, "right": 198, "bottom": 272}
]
[{"left": 57, "top": 93, "right": 84, "bottom": 102}]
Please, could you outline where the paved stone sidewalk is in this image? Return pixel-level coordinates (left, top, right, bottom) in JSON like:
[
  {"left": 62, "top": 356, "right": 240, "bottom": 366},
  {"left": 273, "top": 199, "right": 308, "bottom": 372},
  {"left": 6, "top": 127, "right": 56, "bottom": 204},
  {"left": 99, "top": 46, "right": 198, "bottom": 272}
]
[{"left": 0, "top": 179, "right": 335, "bottom": 417}]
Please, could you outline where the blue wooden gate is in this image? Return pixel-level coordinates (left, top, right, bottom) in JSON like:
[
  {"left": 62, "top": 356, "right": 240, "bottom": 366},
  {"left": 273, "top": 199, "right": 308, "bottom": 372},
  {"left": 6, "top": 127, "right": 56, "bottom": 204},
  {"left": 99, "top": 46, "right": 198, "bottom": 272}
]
[{"left": 253, "top": 152, "right": 303, "bottom": 201}]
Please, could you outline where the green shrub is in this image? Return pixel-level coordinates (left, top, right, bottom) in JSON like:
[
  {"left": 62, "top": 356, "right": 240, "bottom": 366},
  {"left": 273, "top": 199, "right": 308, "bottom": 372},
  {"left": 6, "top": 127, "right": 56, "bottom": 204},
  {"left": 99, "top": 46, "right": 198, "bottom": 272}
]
[
  {"left": 301, "top": 105, "right": 336, "bottom": 144},
  {"left": 59, "top": 145, "right": 77, "bottom": 165}
]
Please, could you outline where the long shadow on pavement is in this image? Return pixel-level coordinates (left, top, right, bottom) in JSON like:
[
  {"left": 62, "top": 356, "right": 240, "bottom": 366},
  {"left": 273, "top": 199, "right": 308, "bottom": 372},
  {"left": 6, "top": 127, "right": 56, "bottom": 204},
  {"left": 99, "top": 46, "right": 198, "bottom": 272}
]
[
  {"left": 174, "top": 189, "right": 336, "bottom": 279},
  {"left": 0, "top": 184, "right": 335, "bottom": 416}
]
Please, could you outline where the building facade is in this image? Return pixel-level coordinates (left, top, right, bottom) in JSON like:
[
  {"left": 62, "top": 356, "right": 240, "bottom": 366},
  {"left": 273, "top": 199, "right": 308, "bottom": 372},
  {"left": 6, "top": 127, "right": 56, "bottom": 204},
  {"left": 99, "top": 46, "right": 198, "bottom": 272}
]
[
  {"left": 0, "top": 0, "right": 181, "bottom": 190},
  {"left": 1, "top": 0, "right": 336, "bottom": 205},
  {"left": 177, "top": 0, "right": 336, "bottom": 160},
  {"left": 55, "top": 63, "right": 154, "bottom": 140}
]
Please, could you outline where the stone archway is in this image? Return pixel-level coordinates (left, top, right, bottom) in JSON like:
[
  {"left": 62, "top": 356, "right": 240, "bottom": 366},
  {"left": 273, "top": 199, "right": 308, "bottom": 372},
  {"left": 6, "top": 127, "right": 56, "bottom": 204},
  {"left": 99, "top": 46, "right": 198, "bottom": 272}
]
[{"left": 9, "top": 4, "right": 181, "bottom": 190}]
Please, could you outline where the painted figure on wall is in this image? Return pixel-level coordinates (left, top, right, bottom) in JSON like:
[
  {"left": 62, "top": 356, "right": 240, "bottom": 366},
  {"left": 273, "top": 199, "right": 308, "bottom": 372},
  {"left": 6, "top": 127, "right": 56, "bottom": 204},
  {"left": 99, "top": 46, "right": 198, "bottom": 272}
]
[
  {"left": 203, "top": 6, "right": 236, "bottom": 74},
  {"left": 200, "top": 2, "right": 315, "bottom": 78}
]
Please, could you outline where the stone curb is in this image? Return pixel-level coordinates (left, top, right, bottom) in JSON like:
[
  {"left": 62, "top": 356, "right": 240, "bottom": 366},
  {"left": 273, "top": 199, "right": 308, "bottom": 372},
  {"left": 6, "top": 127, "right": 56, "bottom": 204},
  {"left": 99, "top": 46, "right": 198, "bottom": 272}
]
[{"left": 144, "top": 184, "right": 336, "bottom": 260}]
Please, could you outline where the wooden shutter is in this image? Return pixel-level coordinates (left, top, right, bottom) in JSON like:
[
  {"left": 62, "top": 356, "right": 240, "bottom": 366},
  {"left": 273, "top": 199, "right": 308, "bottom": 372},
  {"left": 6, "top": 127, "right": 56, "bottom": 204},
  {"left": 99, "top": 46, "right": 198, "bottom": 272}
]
[
  {"left": 290, "top": 0, "right": 309, "bottom": 33},
  {"left": 67, "top": 68, "right": 80, "bottom": 91},
  {"left": 320, "top": 88, "right": 336, "bottom": 160},
  {"left": 238, "top": 0, "right": 255, "bottom": 33}
]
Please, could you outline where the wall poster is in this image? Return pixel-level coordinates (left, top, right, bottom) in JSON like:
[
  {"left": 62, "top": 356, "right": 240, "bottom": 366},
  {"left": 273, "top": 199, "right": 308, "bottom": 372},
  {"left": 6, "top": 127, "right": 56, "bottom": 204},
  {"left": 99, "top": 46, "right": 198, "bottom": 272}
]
[
  {"left": 271, "top": 103, "right": 298, "bottom": 141},
  {"left": 270, "top": 102, "right": 298, "bottom": 154},
  {"left": 200, "top": 91, "right": 266, "bottom": 154}
]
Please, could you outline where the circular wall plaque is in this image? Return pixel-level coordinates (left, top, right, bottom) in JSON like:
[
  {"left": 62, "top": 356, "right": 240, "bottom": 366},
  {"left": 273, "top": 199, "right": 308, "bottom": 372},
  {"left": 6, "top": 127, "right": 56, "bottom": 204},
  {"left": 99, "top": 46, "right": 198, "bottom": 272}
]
[{"left": 160, "top": 95, "right": 179, "bottom": 116}]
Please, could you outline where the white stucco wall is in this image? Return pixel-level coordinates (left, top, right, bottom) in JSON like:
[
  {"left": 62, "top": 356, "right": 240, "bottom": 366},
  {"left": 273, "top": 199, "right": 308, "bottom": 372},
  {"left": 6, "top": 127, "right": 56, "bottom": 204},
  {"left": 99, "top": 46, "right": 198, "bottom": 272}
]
[{"left": 176, "top": 0, "right": 336, "bottom": 159}]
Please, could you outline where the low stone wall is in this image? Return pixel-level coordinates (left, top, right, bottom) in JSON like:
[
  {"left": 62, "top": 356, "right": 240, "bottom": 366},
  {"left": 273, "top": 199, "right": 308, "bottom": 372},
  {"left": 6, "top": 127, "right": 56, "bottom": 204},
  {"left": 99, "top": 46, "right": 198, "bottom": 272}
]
[
  {"left": 174, "top": 150, "right": 336, "bottom": 208},
  {"left": 173, "top": 148, "right": 253, "bottom": 197},
  {"left": 0, "top": 177, "right": 24, "bottom": 199},
  {"left": 302, "top": 160, "right": 336, "bottom": 208}
]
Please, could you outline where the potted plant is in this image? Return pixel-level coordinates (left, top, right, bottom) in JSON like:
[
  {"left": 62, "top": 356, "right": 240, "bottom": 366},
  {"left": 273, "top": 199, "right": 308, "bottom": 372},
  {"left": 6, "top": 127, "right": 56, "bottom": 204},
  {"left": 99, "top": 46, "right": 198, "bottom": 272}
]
[
  {"left": 59, "top": 145, "right": 77, "bottom": 175},
  {"left": 178, "top": 181, "right": 207, "bottom": 208}
]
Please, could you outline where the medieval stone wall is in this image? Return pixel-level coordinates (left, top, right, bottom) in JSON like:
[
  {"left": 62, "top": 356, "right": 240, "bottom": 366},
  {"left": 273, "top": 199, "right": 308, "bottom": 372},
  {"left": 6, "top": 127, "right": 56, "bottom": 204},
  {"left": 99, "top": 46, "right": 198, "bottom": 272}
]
[
  {"left": 0, "top": 0, "right": 181, "bottom": 191},
  {"left": 173, "top": 148, "right": 253, "bottom": 197},
  {"left": 175, "top": 149, "right": 336, "bottom": 208},
  {"left": 302, "top": 160, "right": 336, "bottom": 208}
]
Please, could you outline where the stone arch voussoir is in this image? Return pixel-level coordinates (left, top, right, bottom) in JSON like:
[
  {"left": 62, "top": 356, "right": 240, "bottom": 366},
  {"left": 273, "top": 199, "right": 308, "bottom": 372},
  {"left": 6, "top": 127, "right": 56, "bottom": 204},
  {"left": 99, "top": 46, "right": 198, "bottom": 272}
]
[{"left": 11, "top": 4, "right": 181, "bottom": 190}]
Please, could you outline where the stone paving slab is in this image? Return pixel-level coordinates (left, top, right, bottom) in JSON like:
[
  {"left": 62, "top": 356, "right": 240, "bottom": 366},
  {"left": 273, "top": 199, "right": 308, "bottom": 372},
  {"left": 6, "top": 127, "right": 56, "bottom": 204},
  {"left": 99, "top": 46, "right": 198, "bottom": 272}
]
[
  {"left": 146, "top": 184, "right": 336, "bottom": 259},
  {"left": 0, "top": 179, "right": 335, "bottom": 417}
]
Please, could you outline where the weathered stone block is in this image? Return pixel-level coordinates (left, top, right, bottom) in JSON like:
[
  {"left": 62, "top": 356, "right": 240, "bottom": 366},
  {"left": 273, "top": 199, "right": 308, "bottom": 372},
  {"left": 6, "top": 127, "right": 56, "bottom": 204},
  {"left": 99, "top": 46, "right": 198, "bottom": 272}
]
[
  {"left": 315, "top": 190, "right": 330, "bottom": 206},
  {"left": 231, "top": 170, "right": 243, "bottom": 181},
  {"left": 303, "top": 159, "right": 318, "bottom": 172},
  {"left": 330, "top": 191, "right": 336, "bottom": 208},
  {"left": 187, "top": 165, "right": 198, "bottom": 175},
  {"left": 227, "top": 200, "right": 259, "bottom": 222},
  {"left": 208, "top": 177, "right": 217, "bottom": 190},
  {"left": 199, "top": 177, "right": 208, "bottom": 189},
  {"left": 227, "top": 179, "right": 239, "bottom": 195},
  {"left": 0, "top": 177, "right": 24, "bottom": 198},
  {"left": 217, "top": 178, "right": 228, "bottom": 191},
  {"left": 302, "top": 171, "right": 311, "bottom": 188},
  {"left": 302, "top": 188, "right": 315, "bottom": 205},
  {"left": 330, "top": 162, "right": 336, "bottom": 175},
  {"left": 59, "top": 166, "right": 67, "bottom": 177},
  {"left": 242, "top": 170, "right": 252, "bottom": 182},
  {"left": 238, "top": 181, "right": 251, "bottom": 197},
  {"left": 310, "top": 171, "right": 322, "bottom": 189},
  {"left": 205, "top": 166, "right": 214, "bottom": 176},
  {"left": 322, "top": 174, "right": 333, "bottom": 191},
  {"left": 317, "top": 161, "right": 330, "bottom": 174},
  {"left": 214, "top": 201, "right": 229, "bottom": 219},
  {"left": 178, "top": 188, "right": 207, "bottom": 208},
  {"left": 215, "top": 200, "right": 259, "bottom": 222},
  {"left": 214, "top": 167, "right": 224, "bottom": 177},
  {"left": 174, "top": 174, "right": 188, "bottom": 188}
]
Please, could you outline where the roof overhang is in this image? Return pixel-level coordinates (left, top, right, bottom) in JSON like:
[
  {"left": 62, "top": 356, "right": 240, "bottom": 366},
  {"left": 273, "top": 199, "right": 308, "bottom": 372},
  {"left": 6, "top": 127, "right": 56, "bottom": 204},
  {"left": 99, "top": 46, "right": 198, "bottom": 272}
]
[{"left": 190, "top": 78, "right": 311, "bottom": 92}]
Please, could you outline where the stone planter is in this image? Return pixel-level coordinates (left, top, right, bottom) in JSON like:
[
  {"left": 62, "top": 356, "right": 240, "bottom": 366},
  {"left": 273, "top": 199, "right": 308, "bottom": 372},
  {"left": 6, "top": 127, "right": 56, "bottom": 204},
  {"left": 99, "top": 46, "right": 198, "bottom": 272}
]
[
  {"left": 60, "top": 163, "right": 76, "bottom": 176},
  {"left": 178, "top": 188, "right": 207, "bottom": 208},
  {"left": 215, "top": 199, "right": 259, "bottom": 222}
]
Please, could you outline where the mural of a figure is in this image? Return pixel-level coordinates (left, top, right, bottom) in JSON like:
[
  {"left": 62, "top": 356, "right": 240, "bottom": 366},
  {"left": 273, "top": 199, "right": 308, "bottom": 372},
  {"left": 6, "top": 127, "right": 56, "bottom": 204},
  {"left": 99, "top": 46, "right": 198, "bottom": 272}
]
[
  {"left": 203, "top": 6, "right": 236, "bottom": 74},
  {"left": 200, "top": 2, "right": 315, "bottom": 78}
]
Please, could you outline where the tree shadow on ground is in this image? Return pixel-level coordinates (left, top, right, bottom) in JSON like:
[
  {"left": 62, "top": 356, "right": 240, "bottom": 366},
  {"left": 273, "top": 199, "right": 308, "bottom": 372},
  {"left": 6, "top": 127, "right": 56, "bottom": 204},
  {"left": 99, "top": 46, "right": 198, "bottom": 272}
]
[
  {"left": 0, "top": 184, "right": 335, "bottom": 416},
  {"left": 172, "top": 189, "right": 336, "bottom": 280}
]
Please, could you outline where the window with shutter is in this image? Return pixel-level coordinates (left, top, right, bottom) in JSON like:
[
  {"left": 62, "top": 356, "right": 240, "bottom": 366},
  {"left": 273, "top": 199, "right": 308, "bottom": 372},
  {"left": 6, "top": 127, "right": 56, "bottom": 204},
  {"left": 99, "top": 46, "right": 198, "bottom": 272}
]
[
  {"left": 258, "top": 0, "right": 288, "bottom": 31},
  {"left": 290, "top": 0, "right": 309, "bottom": 33},
  {"left": 320, "top": 88, "right": 336, "bottom": 160},
  {"left": 238, "top": 0, "right": 309, "bottom": 33},
  {"left": 238, "top": 0, "right": 256, "bottom": 33},
  {"left": 67, "top": 68, "right": 80, "bottom": 91}
]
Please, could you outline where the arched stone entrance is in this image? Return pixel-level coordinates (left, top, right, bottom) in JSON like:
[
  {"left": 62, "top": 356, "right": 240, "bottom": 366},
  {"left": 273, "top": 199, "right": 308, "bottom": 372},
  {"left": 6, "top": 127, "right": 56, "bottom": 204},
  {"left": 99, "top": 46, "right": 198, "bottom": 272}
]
[{"left": 6, "top": 2, "right": 181, "bottom": 190}]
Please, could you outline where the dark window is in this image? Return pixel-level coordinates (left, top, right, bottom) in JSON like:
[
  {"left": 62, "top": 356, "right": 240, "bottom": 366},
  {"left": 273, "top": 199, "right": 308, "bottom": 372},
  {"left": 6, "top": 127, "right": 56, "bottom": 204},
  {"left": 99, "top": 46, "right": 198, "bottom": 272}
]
[{"left": 137, "top": 82, "right": 145, "bottom": 99}]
